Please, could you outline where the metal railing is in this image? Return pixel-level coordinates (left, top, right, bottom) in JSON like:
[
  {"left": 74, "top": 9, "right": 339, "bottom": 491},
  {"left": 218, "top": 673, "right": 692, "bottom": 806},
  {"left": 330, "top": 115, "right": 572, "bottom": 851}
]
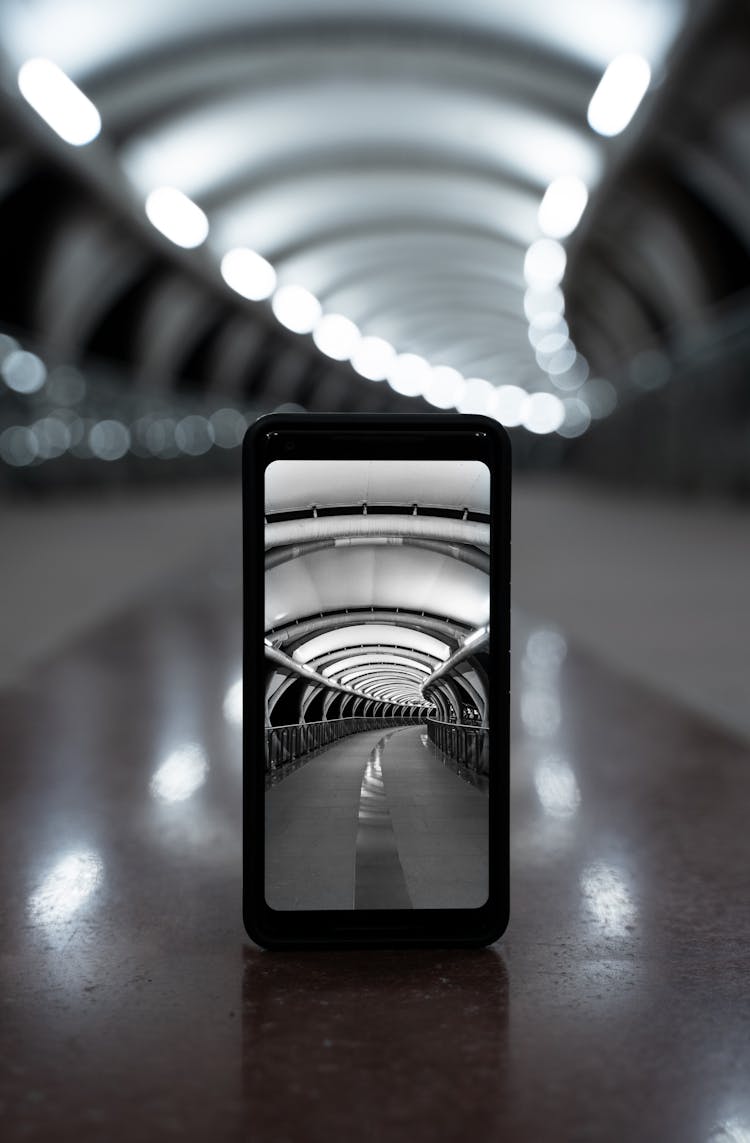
[
  {"left": 426, "top": 718, "right": 489, "bottom": 777},
  {"left": 265, "top": 716, "right": 421, "bottom": 773}
]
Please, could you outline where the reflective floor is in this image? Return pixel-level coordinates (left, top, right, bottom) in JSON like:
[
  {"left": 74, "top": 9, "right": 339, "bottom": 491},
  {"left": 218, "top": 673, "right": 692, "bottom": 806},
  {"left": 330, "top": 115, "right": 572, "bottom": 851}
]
[{"left": 2, "top": 545, "right": 750, "bottom": 1141}]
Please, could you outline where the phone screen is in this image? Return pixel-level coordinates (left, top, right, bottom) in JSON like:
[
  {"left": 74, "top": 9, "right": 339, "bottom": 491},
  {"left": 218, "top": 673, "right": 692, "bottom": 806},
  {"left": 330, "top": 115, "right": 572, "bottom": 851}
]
[{"left": 263, "top": 457, "right": 490, "bottom": 911}]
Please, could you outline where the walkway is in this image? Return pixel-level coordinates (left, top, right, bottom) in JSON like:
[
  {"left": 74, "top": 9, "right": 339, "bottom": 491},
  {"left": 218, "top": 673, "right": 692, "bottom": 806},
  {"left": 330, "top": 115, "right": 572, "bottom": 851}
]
[{"left": 265, "top": 725, "right": 488, "bottom": 910}]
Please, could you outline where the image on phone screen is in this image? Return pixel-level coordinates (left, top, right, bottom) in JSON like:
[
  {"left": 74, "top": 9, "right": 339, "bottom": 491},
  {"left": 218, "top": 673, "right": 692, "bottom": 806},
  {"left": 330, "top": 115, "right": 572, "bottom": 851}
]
[{"left": 263, "top": 458, "right": 490, "bottom": 911}]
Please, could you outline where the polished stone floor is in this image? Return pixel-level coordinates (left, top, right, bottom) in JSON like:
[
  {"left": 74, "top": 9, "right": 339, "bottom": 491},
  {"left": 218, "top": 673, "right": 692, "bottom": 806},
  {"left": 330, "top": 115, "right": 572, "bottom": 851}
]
[
  {"left": 2, "top": 544, "right": 750, "bottom": 1141},
  {"left": 266, "top": 725, "right": 488, "bottom": 910}
]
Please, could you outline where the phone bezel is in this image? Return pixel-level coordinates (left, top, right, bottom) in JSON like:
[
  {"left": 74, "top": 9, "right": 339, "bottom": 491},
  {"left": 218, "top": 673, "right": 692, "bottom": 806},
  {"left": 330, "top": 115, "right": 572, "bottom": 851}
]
[{"left": 243, "top": 413, "right": 510, "bottom": 947}]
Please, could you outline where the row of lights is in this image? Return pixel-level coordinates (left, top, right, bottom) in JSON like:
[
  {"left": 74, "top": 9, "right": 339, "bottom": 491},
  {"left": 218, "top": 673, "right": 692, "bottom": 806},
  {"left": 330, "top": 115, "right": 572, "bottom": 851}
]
[
  {"left": 0, "top": 332, "right": 252, "bottom": 468},
  {"left": 515, "top": 54, "right": 652, "bottom": 427},
  {"left": 0, "top": 410, "right": 249, "bottom": 468},
  {"left": 16, "top": 52, "right": 651, "bottom": 437}
]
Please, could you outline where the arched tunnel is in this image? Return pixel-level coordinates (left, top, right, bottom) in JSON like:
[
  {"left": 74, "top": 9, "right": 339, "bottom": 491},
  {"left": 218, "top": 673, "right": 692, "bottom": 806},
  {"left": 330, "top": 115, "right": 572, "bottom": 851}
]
[{"left": 263, "top": 458, "right": 490, "bottom": 909}]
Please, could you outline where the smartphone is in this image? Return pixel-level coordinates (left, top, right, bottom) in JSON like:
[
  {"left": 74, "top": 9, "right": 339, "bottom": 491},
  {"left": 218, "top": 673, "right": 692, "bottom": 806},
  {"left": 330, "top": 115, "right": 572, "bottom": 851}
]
[{"left": 243, "top": 413, "right": 510, "bottom": 948}]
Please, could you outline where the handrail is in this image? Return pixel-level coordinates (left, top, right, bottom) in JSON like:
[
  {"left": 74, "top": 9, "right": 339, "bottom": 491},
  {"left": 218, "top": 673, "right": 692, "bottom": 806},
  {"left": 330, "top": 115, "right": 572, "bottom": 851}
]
[
  {"left": 267, "top": 716, "right": 418, "bottom": 730},
  {"left": 265, "top": 715, "right": 423, "bottom": 775},
  {"left": 425, "top": 716, "right": 485, "bottom": 729},
  {"left": 425, "top": 717, "right": 489, "bottom": 777}
]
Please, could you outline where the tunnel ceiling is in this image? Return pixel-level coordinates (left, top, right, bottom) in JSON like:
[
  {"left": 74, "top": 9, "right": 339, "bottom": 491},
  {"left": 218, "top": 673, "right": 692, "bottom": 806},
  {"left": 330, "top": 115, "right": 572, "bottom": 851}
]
[
  {"left": 2, "top": 0, "right": 748, "bottom": 433},
  {"left": 265, "top": 459, "right": 489, "bottom": 719}
]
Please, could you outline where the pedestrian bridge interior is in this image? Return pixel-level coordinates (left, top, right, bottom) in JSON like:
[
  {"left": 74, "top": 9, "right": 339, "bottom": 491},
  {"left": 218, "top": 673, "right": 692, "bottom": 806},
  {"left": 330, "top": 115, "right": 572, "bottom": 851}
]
[{"left": 264, "top": 459, "right": 491, "bottom": 909}]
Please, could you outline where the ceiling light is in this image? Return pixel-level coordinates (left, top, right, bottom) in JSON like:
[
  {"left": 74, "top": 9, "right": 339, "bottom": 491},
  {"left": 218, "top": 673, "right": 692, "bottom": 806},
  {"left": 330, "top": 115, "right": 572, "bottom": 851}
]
[
  {"left": 534, "top": 329, "right": 570, "bottom": 357},
  {"left": 524, "top": 286, "right": 565, "bottom": 321},
  {"left": 587, "top": 53, "right": 651, "bottom": 137},
  {"left": 18, "top": 58, "right": 101, "bottom": 146},
  {"left": 423, "top": 365, "right": 465, "bottom": 409},
  {"left": 521, "top": 392, "right": 565, "bottom": 435},
  {"left": 88, "top": 419, "right": 130, "bottom": 461},
  {"left": 313, "top": 313, "right": 360, "bottom": 360},
  {"left": 386, "top": 353, "right": 431, "bottom": 397},
  {"left": 145, "top": 187, "right": 208, "bottom": 248},
  {"left": 538, "top": 175, "right": 589, "bottom": 238},
  {"left": 488, "top": 385, "right": 526, "bottom": 427},
  {"left": 528, "top": 313, "right": 568, "bottom": 348},
  {"left": 271, "top": 285, "right": 321, "bottom": 334},
  {"left": 0, "top": 426, "right": 38, "bottom": 466},
  {"left": 581, "top": 378, "right": 618, "bottom": 418},
  {"left": 1, "top": 349, "right": 46, "bottom": 393},
  {"left": 175, "top": 415, "right": 213, "bottom": 456},
  {"left": 457, "top": 377, "right": 494, "bottom": 415},
  {"left": 544, "top": 342, "right": 578, "bottom": 375},
  {"left": 557, "top": 397, "right": 592, "bottom": 438},
  {"left": 221, "top": 247, "right": 276, "bottom": 301},
  {"left": 550, "top": 353, "right": 590, "bottom": 391},
  {"left": 350, "top": 336, "right": 395, "bottom": 381},
  {"left": 524, "top": 239, "right": 567, "bottom": 288}
]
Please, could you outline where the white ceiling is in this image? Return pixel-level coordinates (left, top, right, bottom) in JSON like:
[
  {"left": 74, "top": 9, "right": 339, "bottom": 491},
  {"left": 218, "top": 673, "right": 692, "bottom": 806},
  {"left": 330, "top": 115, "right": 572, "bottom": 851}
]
[
  {"left": 291, "top": 623, "right": 451, "bottom": 664},
  {"left": 265, "top": 459, "right": 489, "bottom": 515},
  {"left": 1, "top": 0, "right": 688, "bottom": 395},
  {"left": 265, "top": 544, "right": 490, "bottom": 630}
]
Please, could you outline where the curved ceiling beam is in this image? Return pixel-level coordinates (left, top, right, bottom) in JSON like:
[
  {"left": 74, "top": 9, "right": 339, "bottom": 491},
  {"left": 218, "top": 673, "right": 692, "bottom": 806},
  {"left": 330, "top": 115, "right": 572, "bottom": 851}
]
[
  {"left": 310, "top": 646, "right": 441, "bottom": 677},
  {"left": 208, "top": 165, "right": 537, "bottom": 258},
  {"left": 358, "top": 309, "right": 533, "bottom": 365},
  {"left": 361, "top": 674, "right": 425, "bottom": 694},
  {"left": 443, "top": 670, "right": 487, "bottom": 721},
  {"left": 454, "top": 344, "right": 549, "bottom": 378},
  {"left": 116, "top": 57, "right": 600, "bottom": 214},
  {"left": 338, "top": 668, "right": 427, "bottom": 690},
  {"left": 203, "top": 147, "right": 541, "bottom": 218},
  {"left": 366, "top": 686, "right": 425, "bottom": 703},
  {"left": 265, "top": 218, "right": 525, "bottom": 281},
  {"left": 33, "top": 208, "right": 149, "bottom": 357},
  {"left": 667, "top": 139, "right": 750, "bottom": 254},
  {"left": 87, "top": 24, "right": 596, "bottom": 140},
  {"left": 337, "top": 663, "right": 429, "bottom": 682},
  {"left": 268, "top": 612, "right": 468, "bottom": 653},
  {"left": 322, "top": 653, "right": 433, "bottom": 678},
  {"left": 277, "top": 231, "right": 529, "bottom": 297},
  {"left": 266, "top": 536, "right": 489, "bottom": 575},
  {"left": 265, "top": 513, "right": 489, "bottom": 550},
  {"left": 265, "top": 642, "right": 373, "bottom": 704},
  {"left": 422, "top": 625, "right": 489, "bottom": 690},
  {"left": 319, "top": 263, "right": 524, "bottom": 319},
  {"left": 423, "top": 343, "right": 541, "bottom": 379},
  {"left": 356, "top": 298, "right": 531, "bottom": 337},
  {"left": 132, "top": 273, "right": 221, "bottom": 387},
  {"left": 351, "top": 294, "right": 528, "bottom": 343},
  {"left": 567, "top": 252, "right": 661, "bottom": 367}
]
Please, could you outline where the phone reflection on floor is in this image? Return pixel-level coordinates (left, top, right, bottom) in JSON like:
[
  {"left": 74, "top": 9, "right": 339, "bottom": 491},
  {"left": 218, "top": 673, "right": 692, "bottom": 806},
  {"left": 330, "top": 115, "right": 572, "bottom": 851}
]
[{"left": 241, "top": 944, "right": 509, "bottom": 1139}]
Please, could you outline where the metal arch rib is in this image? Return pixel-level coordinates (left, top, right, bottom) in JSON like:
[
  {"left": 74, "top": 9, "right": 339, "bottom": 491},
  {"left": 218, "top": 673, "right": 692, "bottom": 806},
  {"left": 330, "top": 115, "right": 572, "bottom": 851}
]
[
  {"left": 265, "top": 514, "right": 489, "bottom": 550},
  {"left": 268, "top": 609, "right": 470, "bottom": 651},
  {"left": 266, "top": 535, "right": 489, "bottom": 573},
  {"left": 265, "top": 643, "right": 373, "bottom": 704}
]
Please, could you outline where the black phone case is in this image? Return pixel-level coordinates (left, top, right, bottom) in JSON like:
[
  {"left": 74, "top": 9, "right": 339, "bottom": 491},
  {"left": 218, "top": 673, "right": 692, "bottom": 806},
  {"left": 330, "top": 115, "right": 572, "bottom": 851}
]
[{"left": 243, "top": 413, "right": 510, "bottom": 948}]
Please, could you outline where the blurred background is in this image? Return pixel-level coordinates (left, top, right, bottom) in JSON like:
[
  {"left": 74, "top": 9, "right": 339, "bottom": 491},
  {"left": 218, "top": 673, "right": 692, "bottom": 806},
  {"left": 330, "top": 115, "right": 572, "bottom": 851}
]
[{"left": 1, "top": 0, "right": 748, "bottom": 737}]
